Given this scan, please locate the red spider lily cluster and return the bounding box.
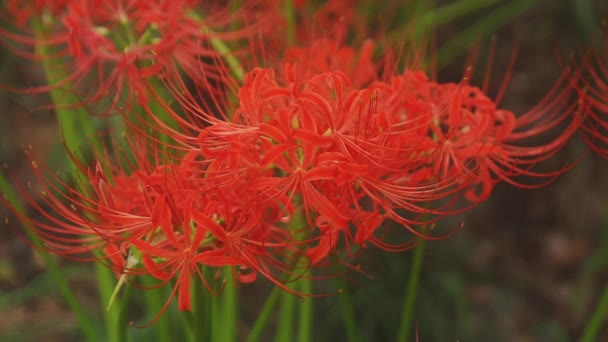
[1,0,264,106]
[0,0,367,107]
[2,0,588,322]
[573,26,608,158]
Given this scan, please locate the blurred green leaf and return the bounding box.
[437,0,541,68]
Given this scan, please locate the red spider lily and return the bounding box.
[289,0,358,44]
[4,27,584,328]
[0,0,256,107]
[123,31,582,261]
[3,0,70,26]
[127,189,312,325]
[180,65,460,259]
[188,200,310,289]
[7,152,187,262]
[125,195,229,319]
[384,67,583,203]
[4,135,310,322]
[230,0,358,51]
[572,27,608,157]
[284,38,378,86]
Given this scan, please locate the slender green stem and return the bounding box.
[32,21,100,163]
[211,285,220,341]
[202,268,213,341]
[210,267,238,342]
[116,279,132,342]
[275,288,297,342]
[276,208,310,342]
[246,287,281,342]
[396,240,425,342]
[142,276,171,342]
[335,274,359,342]
[4,18,102,341]
[208,35,244,81]
[580,285,608,342]
[187,270,204,342]
[222,267,239,342]
[0,175,99,342]
[297,275,312,342]
[32,17,116,342]
[413,0,500,37]
[95,261,127,342]
[186,11,244,80]
[183,310,195,342]
[284,0,296,46]
[436,0,540,68]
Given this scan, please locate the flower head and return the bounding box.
[1,0,256,107]
[571,26,608,157]
[4,12,584,324]
[127,36,582,261]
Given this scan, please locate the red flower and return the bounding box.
[122,178,304,324]
[132,31,586,266]
[284,38,377,87]
[8,152,179,261]
[5,133,305,322]
[388,68,582,203]
[182,64,452,260]
[3,0,69,26]
[573,27,608,157]
[1,0,255,106]
[5,23,583,322]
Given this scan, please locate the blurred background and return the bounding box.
[1,0,608,341]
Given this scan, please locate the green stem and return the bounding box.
[142,276,171,342]
[413,0,500,37]
[210,267,238,342]
[246,287,281,342]
[396,240,425,342]
[4,17,102,340]
[436,0,540,69]
[211,285,220,342]
[208,34,244,81]
[202,268,213,341]
[284,0,296,46]
[95,261,125,342]
[183,313,195,342]
[222,267,239,342]
[580,285,608,342]
[276,208,310,342]
[187,270,205,342]
[32,21,100,164]
[186,11,244,81]
[275,288,297,342]
[335,274,359,342]
[32,16,117,341]
[116,279,132,342]
[297,274,312,342]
